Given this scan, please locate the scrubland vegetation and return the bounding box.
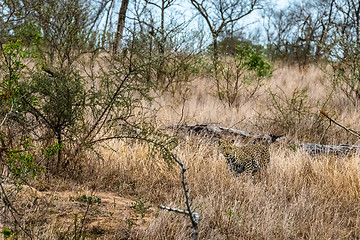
[2,0,360,239]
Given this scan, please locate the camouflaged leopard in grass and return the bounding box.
[218,139,271,176]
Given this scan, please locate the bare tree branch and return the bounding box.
[160,153,200,240]
[320,110,360,138]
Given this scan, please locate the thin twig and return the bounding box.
[0,101,13,127]
[77,202,91,240]
[0,183,33,239]
[159,205,191,215]
[320,110,360,138]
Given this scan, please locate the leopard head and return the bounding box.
[218,139,235,157]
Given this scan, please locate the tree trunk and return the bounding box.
[212,33,221,100]
[56,131,63,173]
[113,0,130,54]
[157,0,166,86]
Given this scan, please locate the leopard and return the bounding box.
[218,139,271,176]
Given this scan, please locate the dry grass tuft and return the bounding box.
[111,65,360,239]
[80,136,360,239]
[48,129,355,239]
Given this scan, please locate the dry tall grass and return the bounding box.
[84,65,360,239]
[91,138,360,239]
[4,65,360,239]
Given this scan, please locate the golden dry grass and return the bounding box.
[3,64,360,239]
[87,136,360,239]
[77,64,360,239]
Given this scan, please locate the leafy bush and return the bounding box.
[236,45,272,78]
[13,21,42,49]
[2,228,13,239]
[0,40,26,115]
[217,44,273,106]
[0,41,45,184]
[7,138,44,185]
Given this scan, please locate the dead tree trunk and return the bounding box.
[113,0,129,54]
[170,124,360,155]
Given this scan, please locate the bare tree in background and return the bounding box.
[129,0,197,90]
[263,0,360,105]
[262,0,336,66]
[289,0,336,66]
[189,0,260,99]
[145,0,176,84]
[262,6,294,60]
[326,0,360,106]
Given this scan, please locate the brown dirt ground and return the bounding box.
[1,184,157,239]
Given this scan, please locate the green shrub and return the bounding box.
[217,44,273,106]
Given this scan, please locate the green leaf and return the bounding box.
[2,227,12,238]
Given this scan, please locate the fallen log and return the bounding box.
[170,124,360,155]
[299,142,360,155]
[169,124,281,143]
